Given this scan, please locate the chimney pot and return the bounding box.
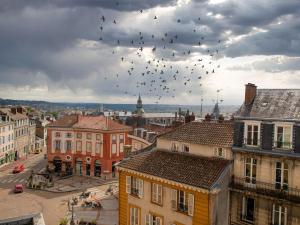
[245,83,257,106]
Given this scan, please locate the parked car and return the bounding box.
[13,164,24,173]
[14,184,23,193]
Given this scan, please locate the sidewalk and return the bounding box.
[45,176,118,193]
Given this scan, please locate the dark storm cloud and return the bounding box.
[0,0,299,102]
[0,0,176,12]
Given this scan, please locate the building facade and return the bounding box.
[0,107,30,159]
[47,115,132,178]
[29,119,36,154]
[230,83,300,225]
[0,116,14,167]
[118,120,234,225]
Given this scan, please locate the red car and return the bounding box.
[13,164,24,173]
[14,184,23,193]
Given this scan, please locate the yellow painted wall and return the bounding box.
[119,169,210,225]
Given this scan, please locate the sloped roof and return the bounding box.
[159,121,233,147]
[118,149,230,189]
[48,115,132,131]
[0,108,28,120]
[235,89,300,120]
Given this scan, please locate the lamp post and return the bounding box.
[70,204,75,225]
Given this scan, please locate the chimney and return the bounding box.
[205,113,211,122]
[10,108,17,114]
[245,83,257,106]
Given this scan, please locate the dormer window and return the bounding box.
[171,142,178,151]
[182,144,189,153]
[275,125,292,150]
[245,123,260,147]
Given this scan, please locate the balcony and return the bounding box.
[230,176,300,204]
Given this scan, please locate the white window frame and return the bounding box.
[171,142,178,151]
[130,207,140,225]
[272,204,287,225]
[151,183,163,205]
[274,124,293,150]
[182,144,189,153]
[245,158,257,184]
[145,214,162,225]
[214,147,226,158]
[242,196,255,222]
[244,121,260,147]
[275,162,288,191]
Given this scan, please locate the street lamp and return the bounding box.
[70,204,75,225]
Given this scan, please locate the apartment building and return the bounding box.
[29,119,36,153]
[230,83,300,225]
[47,115,132,178]
[0,107,30,159]
[118,120,233,225]
[0,115,14,167]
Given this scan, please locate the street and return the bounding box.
[0,153,119,225]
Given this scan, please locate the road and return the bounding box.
[0,153,119,225]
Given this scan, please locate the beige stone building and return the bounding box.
[0,107,30,159]
[0,115,14,167]
[118,120,234,225]
[230,83,300,225]
[29,119,36,153]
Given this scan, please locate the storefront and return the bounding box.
[94,160,101,177]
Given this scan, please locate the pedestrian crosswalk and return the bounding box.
[0,177,26,184]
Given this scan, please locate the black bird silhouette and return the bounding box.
[113,20,116,24]
[154,16,157,19]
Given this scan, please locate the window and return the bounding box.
[214,147,225,158]
[120,134,124,142]
[86,133,92,140]
[245,158,257,184]
[120,143,124,153]
[242,196,255,222]
[95,142,101,154]
[55,140,61,150]
[246,124,259,146]
[77,133,82,139]
[182,144,189,153]
[129,207,140,225]
[151,183,163,205]
[66,140,72,150]
[96,134,101,140]
[171,142,178,151]
[112,143,117,154]
[55,132,61,138]
[76,141,82,151]
[272,204,287,225]
[171,189,194,216]
[275,126,292,149]
[86,142,92,152]
[112,134,116,142]
[275,162,288,191]
[145,214,162,225]
[126,176,144,198]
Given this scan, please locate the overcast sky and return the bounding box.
[0,0,299,105]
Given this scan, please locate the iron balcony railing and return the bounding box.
[231,176,300,204]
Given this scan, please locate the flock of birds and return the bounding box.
[98,3,224,104]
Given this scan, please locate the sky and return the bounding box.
[0,0,299,105]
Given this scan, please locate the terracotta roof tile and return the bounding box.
[48,115,132,131]
[118,149,230,189]
[159,121,233,147]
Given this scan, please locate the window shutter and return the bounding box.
[152,184,157,202]
[158,185,162,204]
[145,214,151,225]
[261,123,274,150]
[126,176,131,194]
[214,148,218,156]
[233,122,244,147]
[188,193,194,216]
[138,179,144,198]
[294,125,300,153]
[171,189,177,210]
[156,217,162,225]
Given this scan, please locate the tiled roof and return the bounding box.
[118,149,230,189]
[48,115,132,131]
[159,121,233,147]
[0,108,28,120]
[235,89,300,120]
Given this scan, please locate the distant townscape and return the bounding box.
[1,83,300,225]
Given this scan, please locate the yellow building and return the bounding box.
[118,120,233,225]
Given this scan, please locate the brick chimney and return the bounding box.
[10,107,17,114]
[245,83,257,106]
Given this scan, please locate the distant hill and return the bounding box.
[0,98,239,115]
